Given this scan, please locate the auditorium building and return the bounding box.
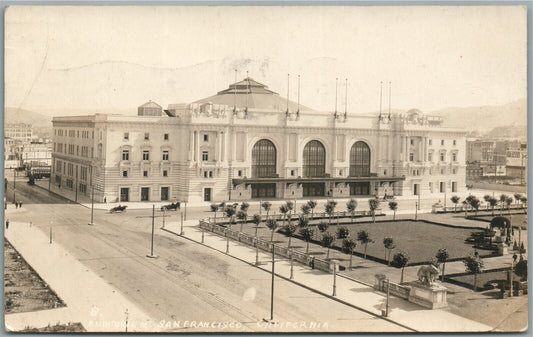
[51,78,467,203]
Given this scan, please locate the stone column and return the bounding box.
[195,131,200,162]
[221,131,226,162]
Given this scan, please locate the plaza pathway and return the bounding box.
[163,219,494,332]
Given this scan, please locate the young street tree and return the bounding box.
[317,221,329,241]
[388,201,398,221]
[261,201,272,220]
[336,226,350,240]
[483,195,492,210]
[321,232,335,260]
[392,251,410,284]
[436,248,450,282]
[451,196,460,213]
[499,194,509,215]
[469,196,481,216]
[299,227,314,254]
[307,200,317,219]
[224,205,236,225]
[252,214,261,238]
[279,204,289,227]
[464,253,484,291]
[342,238,357,270]
[285,222,297,248]
[488,197,498,216]
[297,215,309,228]
[286,201,294,221]
[300,204,311,220]
[325,200,338,225]
[383,237,395,265]
[514,193,523,208]
[505,196,513,214]
[357,230,373,259]
[266,219,278,242]
[346,198,358,221]
[368,198,381,223]
[236,210,247,232]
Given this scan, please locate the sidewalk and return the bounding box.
[4,220,157,332]
[162,220,493,332]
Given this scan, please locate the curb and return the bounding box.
[161,226,417,332]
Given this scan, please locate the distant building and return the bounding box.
[21,141,53,167]
[51,78,467,203]
[506,141,527,184]
[5,123,32,142]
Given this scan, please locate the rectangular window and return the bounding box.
[409,153,414,162]
[124,132,129,140]
[440,153,445,161]
[291,169,295,176]
[163,170,168,177]
[238,170,242,177]
[144,133,149,140]
[203,134,209,142]
[452,153,457,162]
[410,139,414,146]
[429,139,432,145]
[164,133,169,141]
[204,171,208,178]
[209,171,213,178]
[202,151,209,161]
[123,170,128,177]
[122,150,129,161]
[143,151,150,161]
[428,153,433,162]
[143,170,148,177]
[453,140,457,146]
[162,150,169,161]
[441,140,445,146]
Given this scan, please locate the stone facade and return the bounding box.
[51,78,467,203]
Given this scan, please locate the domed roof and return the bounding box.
[194,77,314,112]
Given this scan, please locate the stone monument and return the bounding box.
[407,265,448,309]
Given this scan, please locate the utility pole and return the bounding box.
[180,212,184,235]
[146,205,156,258]
[89,183,95,226]
[332,261,338,296]
[13,168,16,203]
[49,221,53,244]
[415,202,418,220]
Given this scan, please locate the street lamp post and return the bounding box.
[332,261,338,296]
[290,252,294,280]
[270,243,275,321]
[13,168,16,203]
[162,208,166,229]
[415,202,418,220]
[180,213,184,235]
[201,226,205,243]
[49,221,53,244]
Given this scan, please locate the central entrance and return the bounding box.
[251,183,276,198]
[302,183,325,197]
[349,182,370,195]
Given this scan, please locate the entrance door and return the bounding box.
[161,187,169,201]
[120,188,129,202]
[251,184,276,198]
[350,182,370,195]
[302,183,325,197]
[204,188,212,202]
[413,184,420,196]
[141,187,149,201]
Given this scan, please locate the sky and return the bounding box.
[5,5,528,115]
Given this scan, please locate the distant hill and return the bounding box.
[4,107,53,139]
[430,98,527,135]
[4,107,52,127]
[485,125,527,140]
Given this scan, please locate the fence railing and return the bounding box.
[199,220,335,274]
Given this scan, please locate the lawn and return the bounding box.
[448,270,523,292]
[313,220,485,264]
[469,213,527,229]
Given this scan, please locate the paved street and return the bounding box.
[4,181,409,332]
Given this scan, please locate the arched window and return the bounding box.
[303,140,326,177]
[252,139,276,178]
[350,141,371,176]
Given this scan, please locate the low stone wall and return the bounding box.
[199,220,334,273]
[374,274,410,300]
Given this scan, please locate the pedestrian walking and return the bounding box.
[310,257,315,269]
[19,201,22,208]
[15,202,18,209]
[5,219,9,229]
